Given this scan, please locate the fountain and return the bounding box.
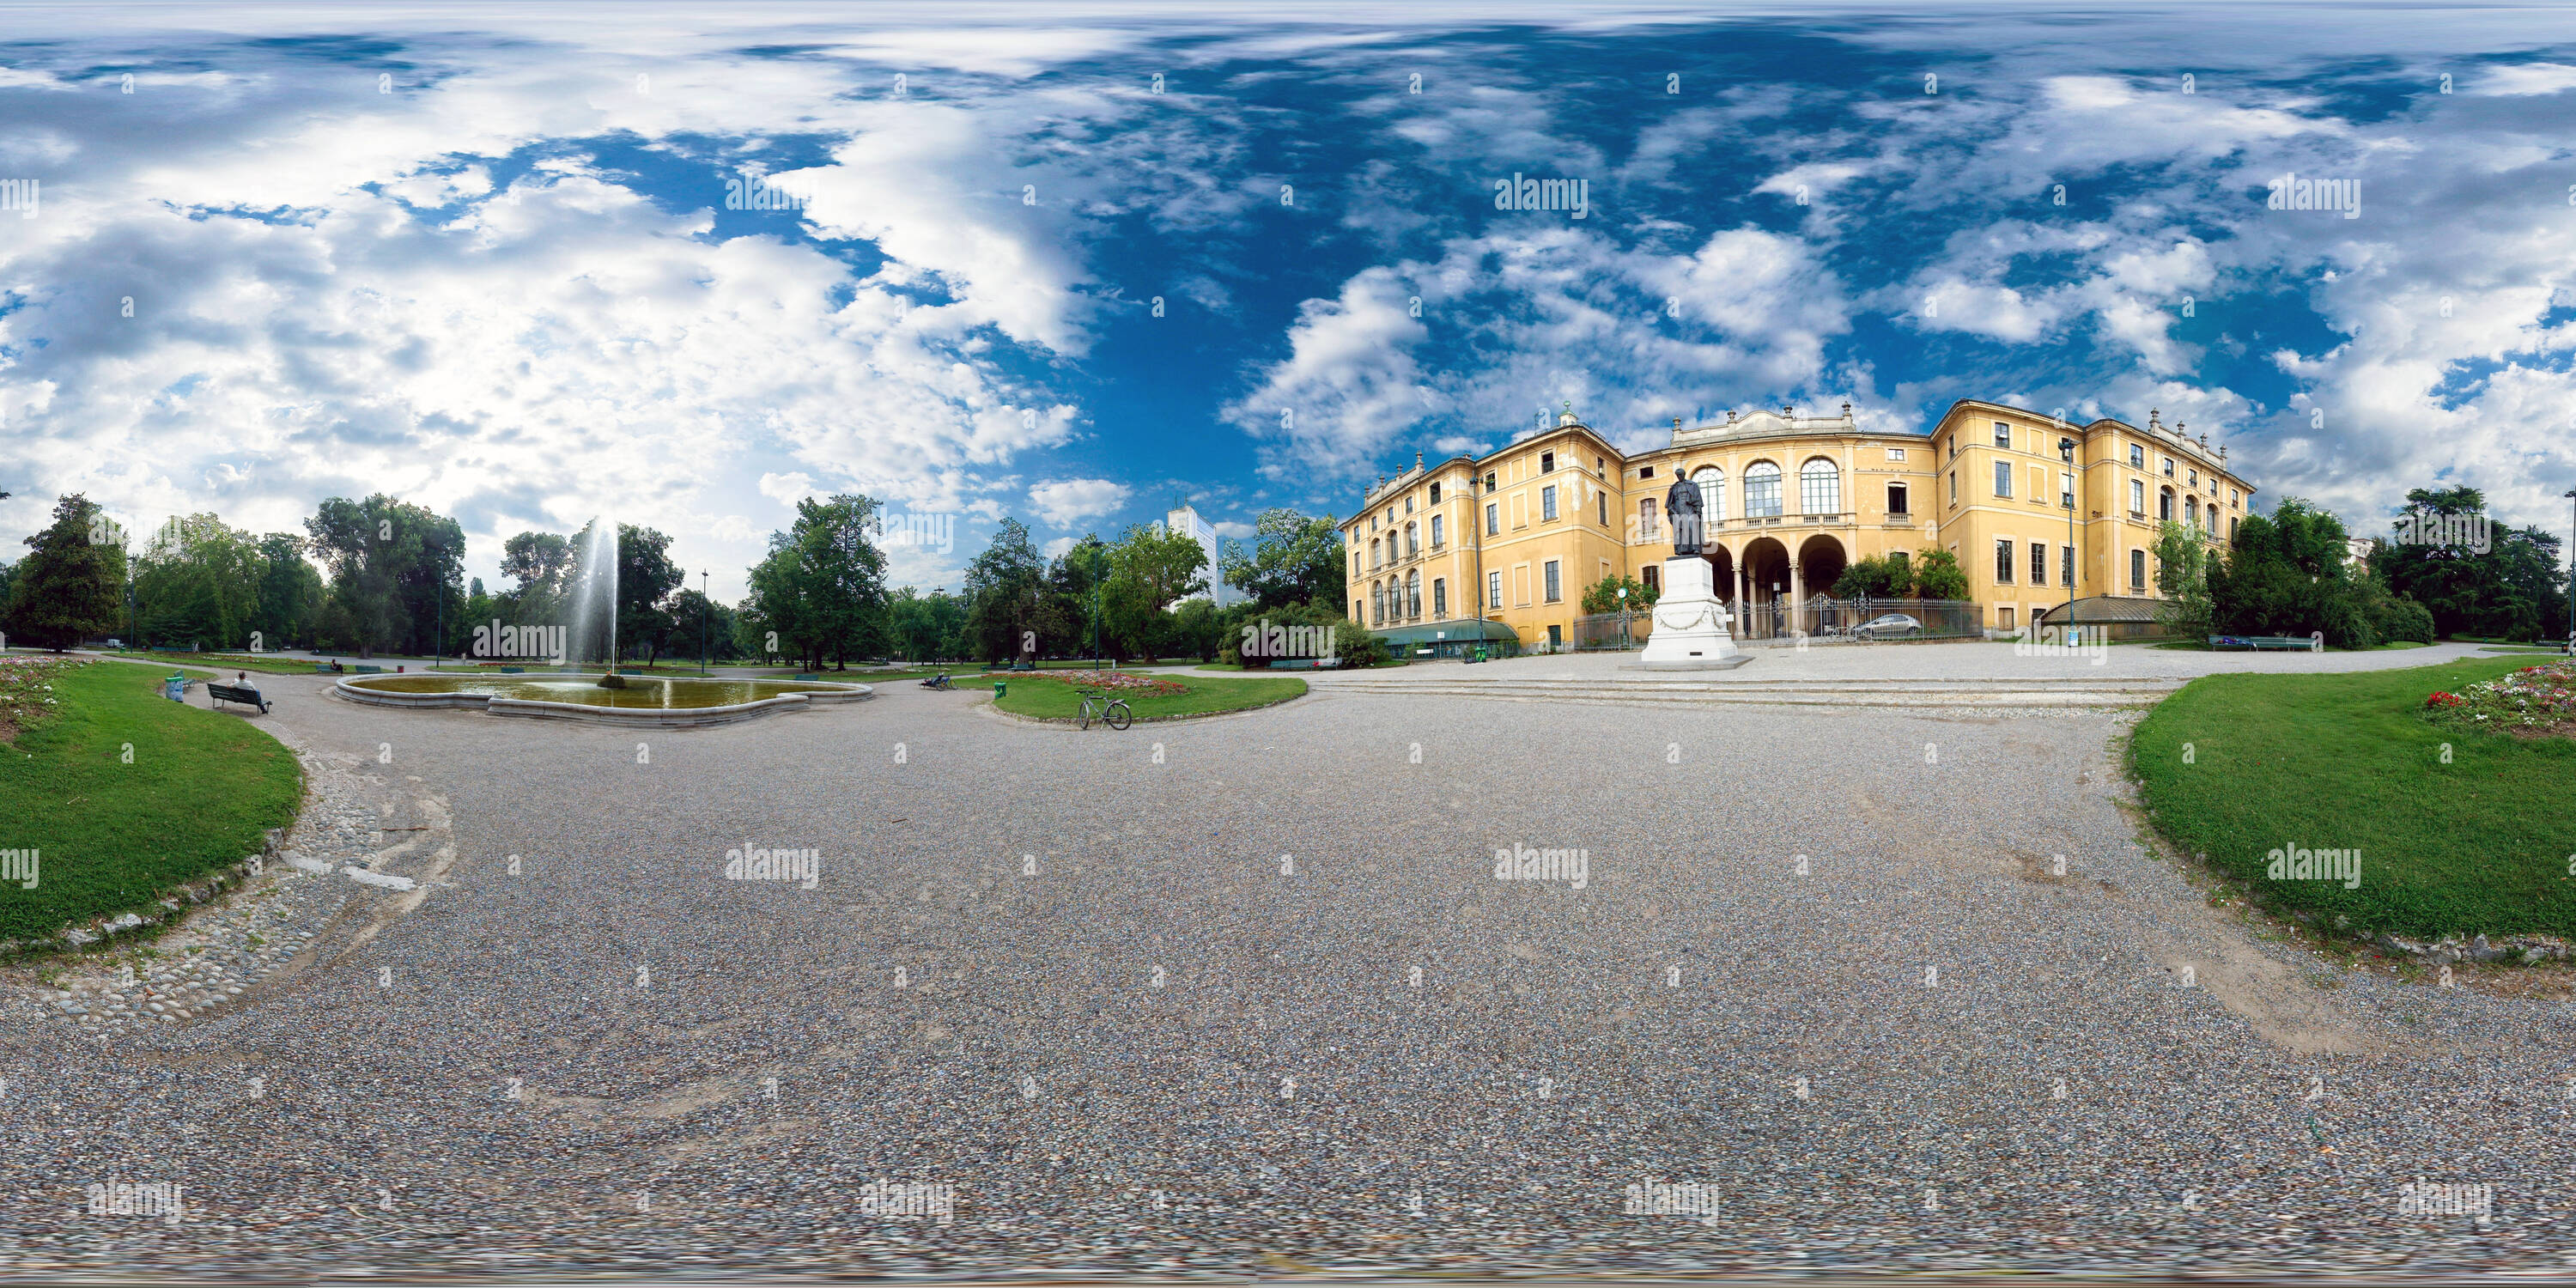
[566,519,621,683]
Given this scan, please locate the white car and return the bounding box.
[1852,613,1923,641]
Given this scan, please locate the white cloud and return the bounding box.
[1028,477,1131,526]
[1041,535,1079,559]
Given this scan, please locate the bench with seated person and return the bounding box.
[207,680,270,721]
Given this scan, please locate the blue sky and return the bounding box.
[4,3,2575,598]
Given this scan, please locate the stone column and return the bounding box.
[1789,560,1803,635]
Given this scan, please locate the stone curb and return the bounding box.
[0,827,289,961]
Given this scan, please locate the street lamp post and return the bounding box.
[2564,489,2576,653]
[700,570,710,675]
[2059,435,2079,644]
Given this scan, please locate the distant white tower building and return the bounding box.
[1163,503,1230,608]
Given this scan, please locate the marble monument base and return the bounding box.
[1629,555,1753,670]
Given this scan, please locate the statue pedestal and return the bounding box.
[1633,556,1752,670]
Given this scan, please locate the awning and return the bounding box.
[1371,618,1520,647]
[2035,595,2162,626]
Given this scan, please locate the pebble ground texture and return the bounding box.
[1,642,2567,1278]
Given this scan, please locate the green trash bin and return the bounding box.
[993,680,1006,697]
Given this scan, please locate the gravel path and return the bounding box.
[0,665,2565,1277]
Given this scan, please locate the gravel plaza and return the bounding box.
[1,642,2565,1277]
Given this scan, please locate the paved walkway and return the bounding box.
[0,659,2563,1276]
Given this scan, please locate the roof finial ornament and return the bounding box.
[1842,400,1853,420]
[2149,408,2161,430]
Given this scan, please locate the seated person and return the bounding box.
[234,671,262,693]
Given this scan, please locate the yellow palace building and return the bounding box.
[1340,399,2253,653]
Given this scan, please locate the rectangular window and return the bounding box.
[1598,492,1607,526]
[2130,548,2147,590]
[1488,569,1503,609]
[1353,598,1363,622]
[1887,483,1909,514]
[2000,606,2014,630]
[2129,444,2143,467]
[1642,564,1658,591]
[1639,465,1656,479]
[2230,488,2239,507]
[1886,447,1907,461]
[2161,456,2175,477]
[1432,578,1447,617]
[2030,541,2047,586]
[1638,497,1659,539]
[1485,471,1497,492]
[1541,485,1558,520]
[2187,469,2197,487]
[2061,472,2075,508]
[1485,502,1499,536]
[1994,460,2013,498]
[2130,479,2145,515]
[1430,482,1442,502]
[2061,544,2075,587]
[1947,437,1958,461]
[1543,560,1561,602]
[2229,516,2239,540]
[1540,451,1555,473]
[1405,495,1413,513]
[1993,422,2012,449]
[1430,514,1443,547]
[1948,471,1958,505]
[1996,539,2014,584]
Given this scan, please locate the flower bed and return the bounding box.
[2421,659,2576,734]
[1046,669,1186,696]
[0,655,87,744]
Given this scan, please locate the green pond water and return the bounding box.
[352,673,856,709]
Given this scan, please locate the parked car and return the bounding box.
[1852,613,1923,641]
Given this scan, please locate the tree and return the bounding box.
[2204,500,2377,647]
[1171,597,1226,662]
[1911,548,1970,600]
[252,532,324,651]
[665,586,737,665]
[5,495,125,650]
[2371,486,2567,641]
[132,513,264,651]
[2151,519,2216,642]
[1579,574,1659,614]
[1830,555,1916,599]
[1219,507,1345,611]
[1101,523,1208,661]
[500,531,574,625]
[738,495,890,671]
[963,519,1047,662]
[614,525,685,666]
[303,495,464,658]
[889,587,966,662]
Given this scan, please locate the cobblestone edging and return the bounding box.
[2367,929,2572,966]
[0,828,289,961]
[334,676,871,726]
[983,687,1309,726]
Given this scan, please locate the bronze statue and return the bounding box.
[1664,474,1703,556]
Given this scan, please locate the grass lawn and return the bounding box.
[0,658,303,945]
[127,650,327,676]
[2129,656,2576,939]
[989,671,1306,721]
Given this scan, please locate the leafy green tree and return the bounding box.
[303,495,464,658]
[252,532,324,651]
[2205,499,2375,647]
[738,495,890,671]
[1579,574,1658,614]
[962,519,1046,662]
[5,495,126,650]
[1101,522,1209,662]
[615,524,686,666]
[133,513,264,650]
[1041,537,1111,661]
[665,586,736,665]
[2151,519,2217,642]
[1830,555,1916,599]
[1911,548,1970,600]
[1170,596,1226,662]
[500,531,575,626]
[1218,507,1345,611]
[889,586,967,662]
[2370,485,2567,640]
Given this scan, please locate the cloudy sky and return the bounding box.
[4,2,2575,598]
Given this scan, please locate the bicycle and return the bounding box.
[920,672,954,690]
[1076,689,1132,731]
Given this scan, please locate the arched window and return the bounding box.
[1371,581,1384,624]
[2159,487,2174,521]
[1692,466,1724,525]
[1744,461,1783,518]
[1370,538,1382,568]
[1405,521,1418,556]
[1406,569,1422,617]
[1800,458,1840,515]
[2184,495,2199,529]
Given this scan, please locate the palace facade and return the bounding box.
[1341,399,2253,652]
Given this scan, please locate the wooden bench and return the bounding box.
[208,683,271,714]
